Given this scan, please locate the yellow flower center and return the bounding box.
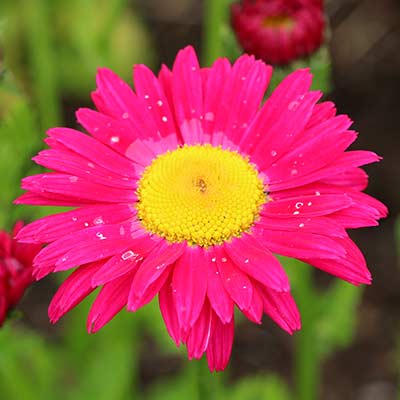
[136,145,266,247]
[262,15,295,30]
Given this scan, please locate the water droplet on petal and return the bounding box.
[110,136,120,143]
[315,191,321,196]
[88,162,95,168]
[221,257,227,263]
[211,257,216,262]
[295,202,304,209]
[96,232,107,240]
[119,226,125,235]
[144,94,150,99]
[205,112,214,122]
[307,202,312,206]
[93,216,104,225]
[157,100,163,107]
[161,116,168,122]
[288,101,300,111]
[291,169,298,176]
[244,258,249,264]
[299,223,305,228]
[121,250,135,260]
[293,211,300,215]
[242,285,247,289]
[270,150,277,157]
[122,112,129,119]
[93,127,99,132]
[69,176,78,183]
[71,217,78,222]
[84,222,89,227]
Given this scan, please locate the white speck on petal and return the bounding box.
[122,112,129,119]
[110,136,120,143]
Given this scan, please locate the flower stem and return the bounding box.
[202,0,230,66]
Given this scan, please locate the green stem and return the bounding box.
[24,0,61,129]
[294,266,321,400]
[202,0,230,66]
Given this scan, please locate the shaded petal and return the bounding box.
[205,249,234,324]
[48,261,102,323]
[129,241,186,306]
[172,246,208,331]
[87,273,133,333]
[187,301,212,360]
[214,246,253,311]
[224,234,290,292]
[206,312,234,372]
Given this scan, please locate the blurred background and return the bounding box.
[0,0,399,399]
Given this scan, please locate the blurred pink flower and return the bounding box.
[16,46,386,371]
[0,221,40,326]
[231,0,325,65]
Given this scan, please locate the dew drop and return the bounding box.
[299,223,305,228]
[93,216,104,225]
[84,222,89,227]
[96,232,107,240]
[293,211,300,215]
[288,101,300,111]
[241,76,246,81]
[69,176,78,183]
[88,162,95,168]
[242,285,247,289]
[157,100,163,107]
[221,257,227,263]
[155,263,166,270]
[121,250,135,260]
[291,169,298,176]
[315,191,321,196]
[106,122,112,128]
[295,202,304,209]
[71,217,78,222]
[211,257,216,262]
[144,94,150,99]
[148,105,152,110]
[119,226,125,235]
[244,258,249,264]
[93,127,99,132]
[205,112,215,122]
[110,136,120,143]
[270,150,277,157]
[307,202,312,206]
[161,116,168,122]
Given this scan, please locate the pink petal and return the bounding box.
[257,215,347,238]
[87,273,134,333]
[129,241,186,307]
[159,276,181,345]
[206,312,235,372]
[224,234,290,292]
[47,128,138,178]
[321,168,368,191]
[214,246,253,311]
[16,204,135,244]
[205,249,234,324]
[305,101,336,129]
[260,288,301,334]
[22,173,136,204]
[172,246,208,331]
[256,228,346,260]
[263,194,353,218]
[14,192,93,207]
[187,301,212,360]
[241,282,264,324]
[172,46,203,144]
[48,261,102,323]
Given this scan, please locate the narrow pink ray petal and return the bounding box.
[305,101,336,129]
[205,249,234,324]
[263,194,353,218]
[92,233,160,286]
[241,282,264,324]
[208,54,271,146]
[206,312,235,372]
[33,149,137,189]
[16,204,135,244]
[76,108,154,166]
[14,192,93,207]
[33,222,143,276]
[48,261,103,323]
[172,46,203,144]
[187,301,212,360]
[214,246,253,311]
[133,64,179,149]
[87,272,134,333]
[225,234,290,292]
[129,241,186,306]
[256,228,346,260]
[159,275,181,345]
[260,288,301,334]
[266,119,356,184]
[202,58,231,143]
[321,168,368,191]
[172,246,208,331]
[47,128,138,178]
[268,150,381,191]
[257,215,347,238]
[22,173,136,204]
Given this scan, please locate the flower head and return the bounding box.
[0,221,40,326]
[231,0,325,65]
[16,46,386,371]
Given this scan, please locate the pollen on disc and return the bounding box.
[136,144,266,247]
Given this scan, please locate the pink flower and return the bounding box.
[0,221,41,326]
[16,46,386,371]
[231,0,325,65]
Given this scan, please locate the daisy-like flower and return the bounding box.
[231,0,325,65]
[16,46,386,371]
[0,221,40,326]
